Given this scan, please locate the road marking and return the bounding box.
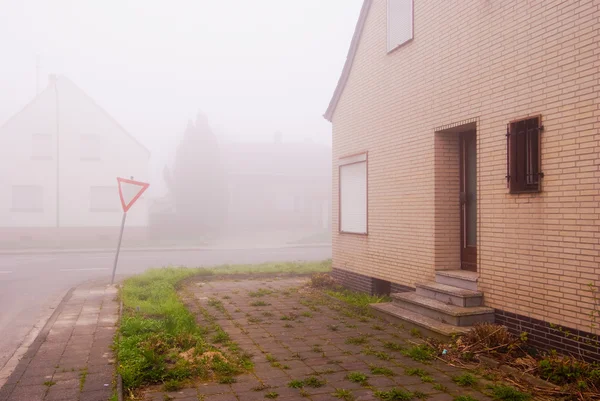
[59,268,109,272]
[0,271,12,274]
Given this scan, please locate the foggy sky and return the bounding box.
[0,0,362,162]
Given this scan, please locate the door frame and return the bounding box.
[459,130,477,272]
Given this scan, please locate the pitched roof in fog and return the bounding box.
[0,75,151,156]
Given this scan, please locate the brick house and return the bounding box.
[325,0,600,359]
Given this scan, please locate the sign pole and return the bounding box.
[111,212,127,285]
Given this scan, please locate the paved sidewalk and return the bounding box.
[0,281,119,401]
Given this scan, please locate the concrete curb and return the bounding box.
[0,243,332,256]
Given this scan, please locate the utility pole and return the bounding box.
[54,76,60,228]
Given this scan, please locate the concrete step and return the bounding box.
[416,282,483,307]
[391,292,494,327]
[370,302,471,340]
[435,270,479,291]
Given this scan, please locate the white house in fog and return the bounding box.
[0,75,150,244]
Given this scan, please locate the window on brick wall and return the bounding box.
[387,0,413,52]
[339,153,367,234]
[507,116,543,193]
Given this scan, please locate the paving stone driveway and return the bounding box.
[145,276,493,401]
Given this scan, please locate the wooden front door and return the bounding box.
[460,131,477,272]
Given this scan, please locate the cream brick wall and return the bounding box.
[331,0,600,333]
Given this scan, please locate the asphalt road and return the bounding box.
[0,246,331,372]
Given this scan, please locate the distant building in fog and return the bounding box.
[223,140,331,233]
[0,75,150,246]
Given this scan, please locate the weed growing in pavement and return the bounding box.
[374,388,414,400]
[303,376,326,388]
[249,288,274,298]
[218,376,236,384]
[280,314,297,321]
[372,324,384,331]
[410,328,422,338]
[333,388,355,400]
[383,341,404,351]
[250,300,270,307]
[433,383,448,392]
[301,311,313,318]
[163,379,183,391]
[43,380,56,387]
[346,371,369,385]
[363,347,391,361]
[262,311,274,317]
[452,373,477,387]
[413,391,428,399]
[252,383,272,391]
[454,396,477,401]
[288,379,304,388]
[222,295,231,300]
[265,391,279,398]
[345,335,369,345]
[327,324,340,331]
[405,368,433,383]
[265,354,278,363]
[207,298,225,312]
[402,344,435,362]
[488,385,531,401]
[78,367,88,391]
[283,323,294,328]
[300,388,310,397]
[370,365,395,376]
[312,344,323,353]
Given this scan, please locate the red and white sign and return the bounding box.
[117,177,149,212]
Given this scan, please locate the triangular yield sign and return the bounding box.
[117,177,150,212]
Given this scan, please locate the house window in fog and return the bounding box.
[12,186,43,212]
[388,0,413,52]
[31,134,53,160]
[90,186,119,212]
[81,135,101,161]
[339,153,367,234]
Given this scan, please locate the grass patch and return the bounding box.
[265,391,279,399]
[346,371,369,385]
[433,383,448,392]
[333,388,355,400]
[401,344,435,362]
[218,376,236,384]
[370,365,395,376]
[374,388,414,400]
[250,300,270,307]
[452,373,477,387]
[489,385,531,401]
[304,376,326,388]
[301,311,313,318]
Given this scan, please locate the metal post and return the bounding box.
[111,212,127,285]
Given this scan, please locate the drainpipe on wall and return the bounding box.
[51,74,60,228]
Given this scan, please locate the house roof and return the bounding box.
[323,0,372,122]
[0,75,151,156]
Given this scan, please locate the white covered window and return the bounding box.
[12,186,43,212]
[388,0,414,52]
[339,153,367,234]
[31,134,53,160]
[81,135,101,161]
[90,186,119,212]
